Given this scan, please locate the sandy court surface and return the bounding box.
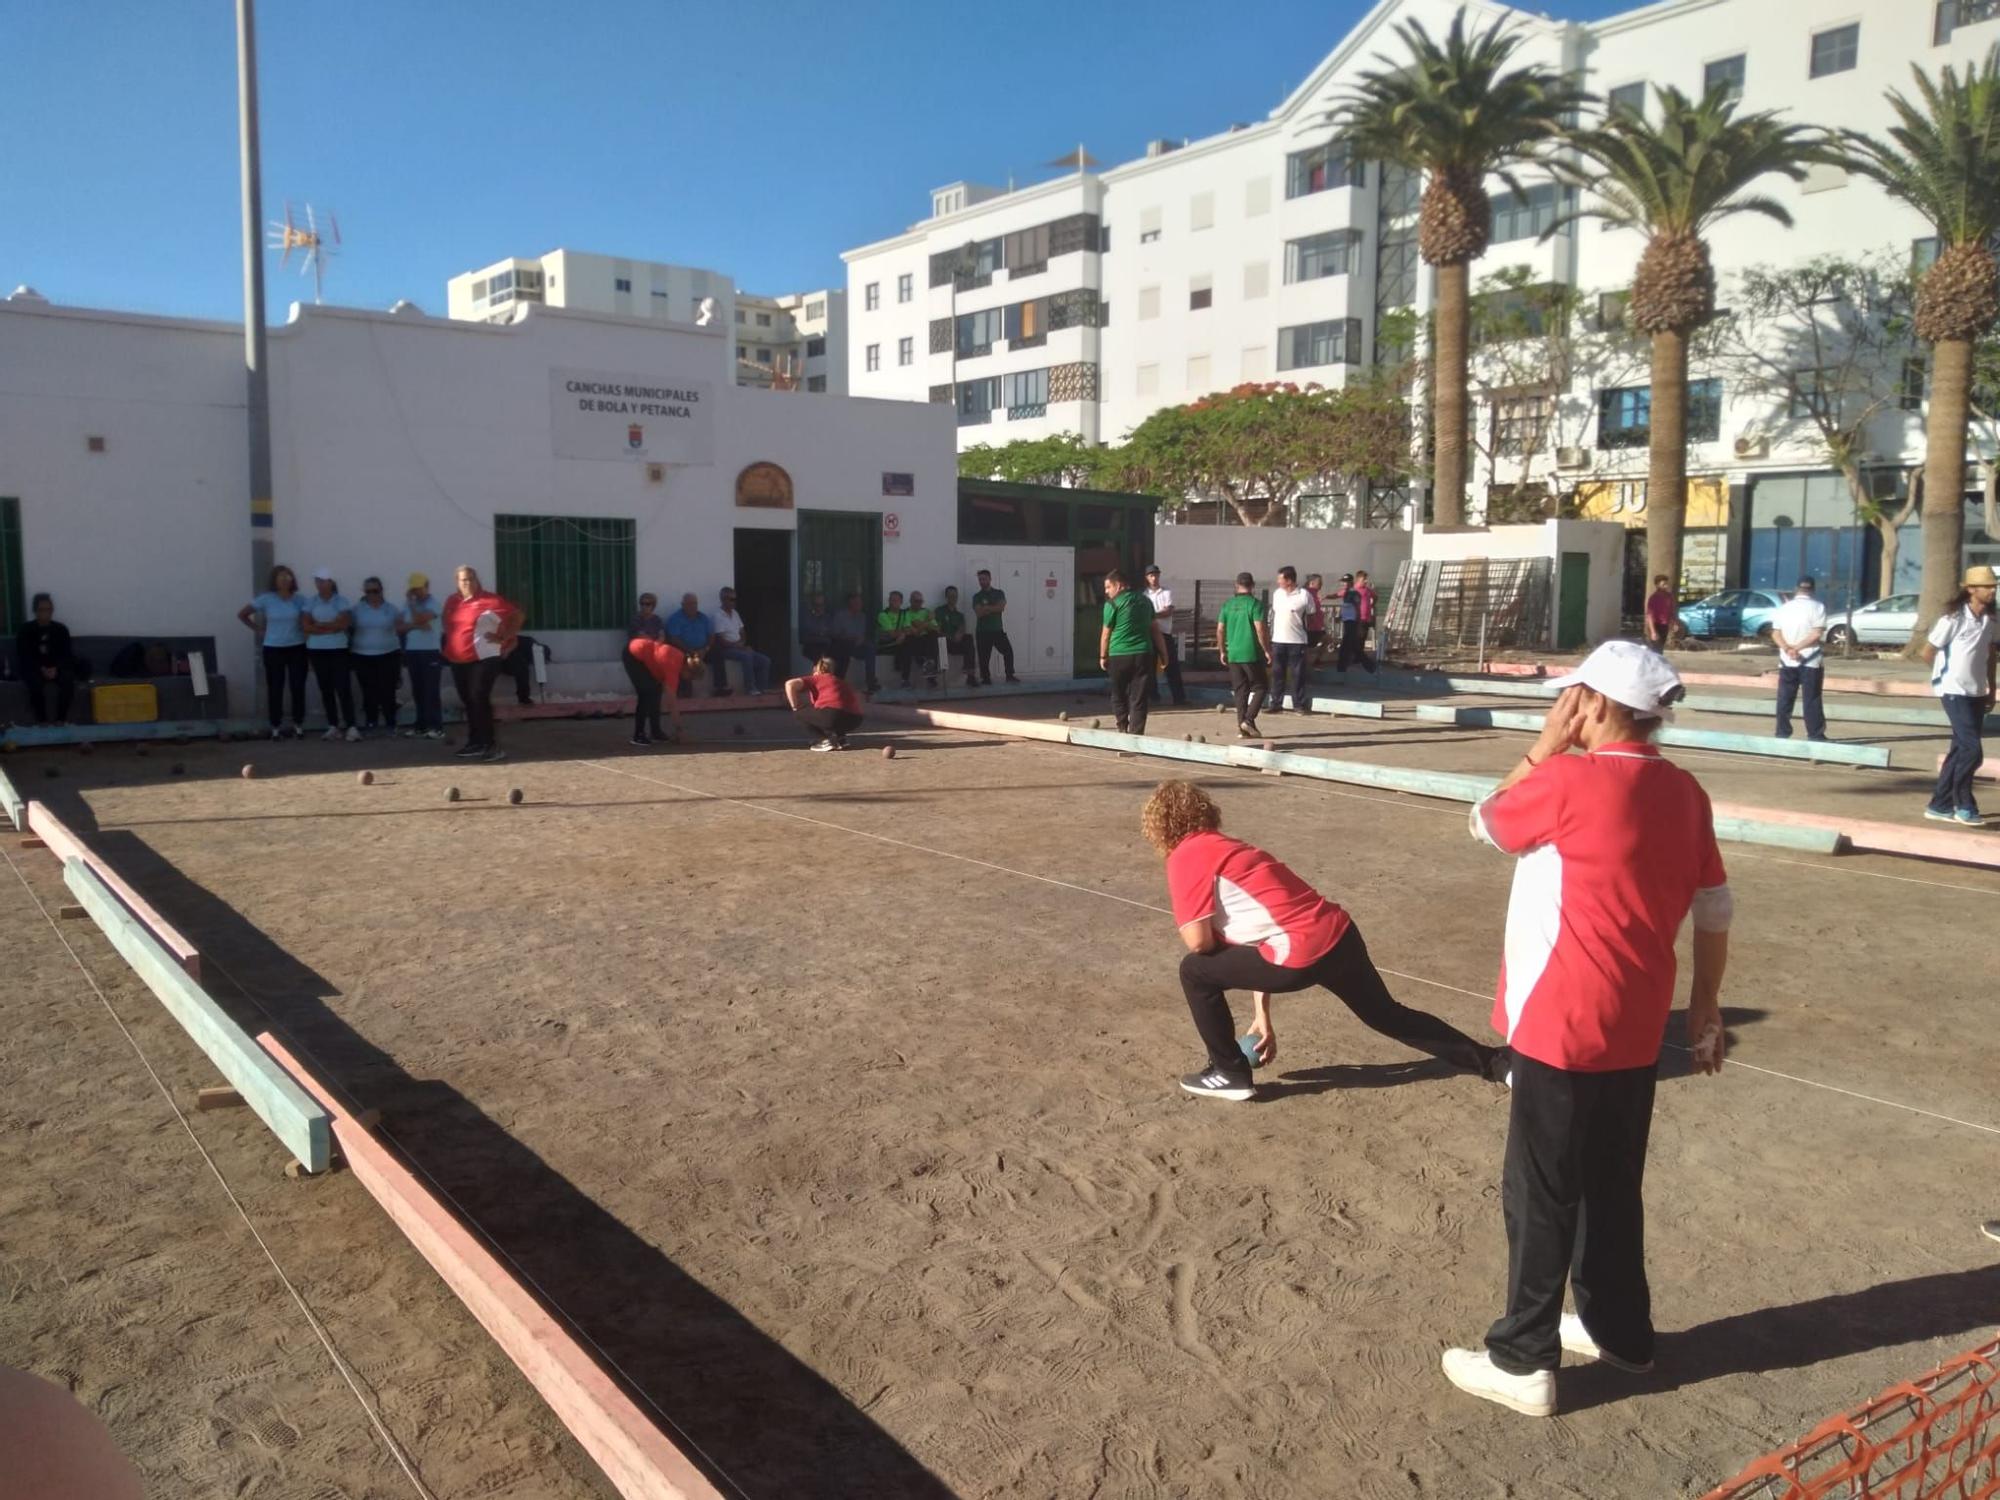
[3,711,1997,1499]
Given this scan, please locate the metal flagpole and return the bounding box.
[238,0,274,592]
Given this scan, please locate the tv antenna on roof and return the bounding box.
[268,201,341,303]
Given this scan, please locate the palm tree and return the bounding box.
[1842,50,2000,649]
[1332,8,1581,527]
[1550,86,1828,593]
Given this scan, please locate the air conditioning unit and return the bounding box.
[1555,446,1591,470]
[1734,433,1770,459]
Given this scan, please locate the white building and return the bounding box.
[843,0,2000,606]
[449,251,848,395]
[0,292,953,714]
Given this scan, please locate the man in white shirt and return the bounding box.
[1265,566,1315,714]
[1923,564,1999,826]
[708,586,770,697]
[1771,576,1829,742]
[1142,565,1187,707]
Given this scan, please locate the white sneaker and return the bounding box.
[270,726,284,740]
[1983,1219,2000,1245]
[1441,1348,1555,1417]
[345,725,362,743]
[322,726,340,742]
[809,740,835,752]
[1559,1313,1654,1372]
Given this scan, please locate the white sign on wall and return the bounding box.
[550,368,714,466]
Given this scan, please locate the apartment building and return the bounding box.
[843,0,2000,602]
[448,252,846,393]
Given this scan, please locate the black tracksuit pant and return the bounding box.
[623,648,665,738]
[1228,660,1267,730]
[309,648,355,728]
[796,706,863,745]
[1485,1051,1658,1375]
[1178,925,1490,1077]
[451,657,505,749]
[977,631,1015,683]
[1107,652,1152,735]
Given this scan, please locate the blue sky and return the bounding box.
[0,0,1635,322]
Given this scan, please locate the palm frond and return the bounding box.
[1840,46,2000,246]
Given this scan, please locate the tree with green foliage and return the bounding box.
[1108,380,1413,528]
[1331,7,1583,527]
[957,431,1108,488]
[1550,83,1830,592]
[1843,49,2000,647]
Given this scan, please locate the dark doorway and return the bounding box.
[732,528,792,671]
[797,510,882,661]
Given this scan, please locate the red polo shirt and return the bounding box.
[627,639,686,687]
[1473,744,1727,1071]
[442,590,517,664]
[1166,831,1349,968]
[803,672,861,713]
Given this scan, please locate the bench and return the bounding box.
[1,633,227,724]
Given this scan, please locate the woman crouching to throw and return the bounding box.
[785,657,864,752]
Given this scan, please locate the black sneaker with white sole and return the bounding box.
[1179,1066,1255,1102]
[630,733,652,747]
[454,743,486,759]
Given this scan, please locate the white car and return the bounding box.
[1825,593,1919,650]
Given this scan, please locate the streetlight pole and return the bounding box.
[237,0,273,591]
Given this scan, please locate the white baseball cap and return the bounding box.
[1548,640,1685,718]
[312,567,335,581]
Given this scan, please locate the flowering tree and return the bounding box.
[1108,379,1414,527]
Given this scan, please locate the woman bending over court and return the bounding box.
[1141,779,1506,1102]
[785,657,864,751]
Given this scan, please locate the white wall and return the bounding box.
[1411,520,1625,647]
[953,545,1074,678]
[1151,525,1411,600]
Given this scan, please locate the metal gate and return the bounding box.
[1380,557,1552,662]
[797,510,882,620]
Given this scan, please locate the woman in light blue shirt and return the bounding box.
[301,568,358,742]
[398,572,445,738]
[237,563,309,738]
[349,576,404,734]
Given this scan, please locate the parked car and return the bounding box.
[1677,588,1788,640]
[1825,592,1919,650]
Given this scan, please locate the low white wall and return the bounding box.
[1411,520,1626,649]
[1151,525,1411,596]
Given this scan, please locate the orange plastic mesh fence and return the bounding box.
[1704,1339,2000,1500]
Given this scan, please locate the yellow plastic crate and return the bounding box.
[91,683,159,724]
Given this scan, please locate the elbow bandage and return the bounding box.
[1691,884,1734,933]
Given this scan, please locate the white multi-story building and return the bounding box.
[844,0,2000,604]
[448,252,847,394]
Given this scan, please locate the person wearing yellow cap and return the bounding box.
[397,571,446,739]
[1922,564,1999,827]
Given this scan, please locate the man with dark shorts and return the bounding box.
[1215,573,1270,738]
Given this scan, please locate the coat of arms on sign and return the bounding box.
[629,424,644,450]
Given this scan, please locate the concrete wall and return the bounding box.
[1411,519,1625,647]
[1151,525,1411,597]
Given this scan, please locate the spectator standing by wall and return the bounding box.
[1336,572,1377,678]
[1643,575,1677,653]
[972,569,1019,686]
[301,569,358,742]
[16,593,77,726]
[1215,573,1271,739]
[664,594,713,698]
[1265,567,1314,713]
[1923,565,1999,828]
[442,565,523,762]
[1771,576,1828,742]
[830,591,880,694]
[1144,565,1188,706]
[1304,572,1328,668]
[1100,570,1165,736]
[1354,571,1378,667]
[349,576,403,734]
[398,572,445,739]
[239,565,308,738]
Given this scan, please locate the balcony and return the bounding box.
[1006,403,1048,421]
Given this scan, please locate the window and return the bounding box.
[1139,206,1162,243]
[470,278,488,300]
[1902,356,1929,412]
[1938,0,2000,44]
[1187,354,1211,389]
[806,336,826,357]
[1597,290,1630,332]
[1005,298,1046,346]
[1286,141,1362,197]
[1277,318,1362,370]
[1608,82,1647,117]
[893,336,911,367]
[755,348,773,365]
[1474,283,1568,344]
[1599,385,1651,447]
[1243,262,1270,299]
[1138,285,1161,321]
[865,282,880,310]
[1791,368,1836,421]
[1913,236,1942,275]
[494,514,636,631]
[1286,230,1356,283]
[1811,23,1858,77]
[1003,224,1050,274]
[1190,191,1215,231]
[651,289,670,301]
[1245,177,1271,217]
[1490,183,1572,245]
[735,309,746,324]
[957,376,1001,424]
[755,312,772,327]
[954,306,1003,356]
[614,277,632,293]
[1704,54,1745,101]
[806,298,826,320]
[1136,364,1160,396]
[490,271,515,294]
[1241,345,1270,380]
[865,343,881,372]
[0,498,23,634]
[807,375,827,393]
[1002,367,1049,416]
[897,274,912,303]
[1494,392,1552,457]
[1689,378,1722,440]
[1189,276,1213,311]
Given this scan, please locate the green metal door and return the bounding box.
[797,510,882,624]
[1558,552,1591,649]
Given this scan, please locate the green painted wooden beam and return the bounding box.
[1419,704,1892,768]
[1068,725,1240,765]
[64,859,329,1172]
[1709,814,1845,854]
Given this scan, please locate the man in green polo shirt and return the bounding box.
[903,591,940,689]
[1100,569,1166,735]
[936,585,977,687]
[877,591,909,687]
[971,569,1020,687]
[1215,572,1273,738]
